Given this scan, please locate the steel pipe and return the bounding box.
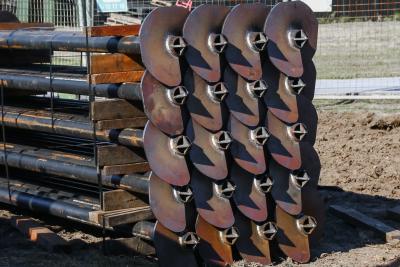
[132,221,155,240]
[0,175,100,209]
[0,73,142,100]
[0,30,141,54]
[1,107,143,147]
[0,145,149,194]
[0,186,93,222]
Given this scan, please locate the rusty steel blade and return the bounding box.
[228,115,267,175]
[184,69,228,132]
[183,4,230,82]
[222,3,270,80]
[263,59,316,123]
[275,187,324,263]
[224,66,266,127]
[143,121,191,186]
[154,221,200,267]
[187,119,231,180]
[149,172,196,233]
[230,164,269,222]
[140,6,189,87]
[235,210,277,265]
[270,147,320,215]
[266,111,317,170]
[276,206,312,263]
[264,1,318,77]
[191,169,235,229]
[141,71,188,136]
[195,215,237,266]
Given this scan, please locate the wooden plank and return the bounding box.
[90,53,144,74]
[90,71,144,85]
[96,117,147,130]
[91,99,145,121]
[102,189,147,211]
[104,237,155,256]
[387,206,400,221]
[0,23,53,30]
[330,205,400,243]
[97,144,145,166]
[102,207,153,227]
[11,216,70,252]
[101,163,150,176]
[87,25,140,37]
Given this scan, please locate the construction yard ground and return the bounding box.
[0,99,399,267]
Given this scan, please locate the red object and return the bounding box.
[175,0,192,10]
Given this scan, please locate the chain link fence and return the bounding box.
[1,0,399,98]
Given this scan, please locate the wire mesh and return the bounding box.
[91,0,400,98]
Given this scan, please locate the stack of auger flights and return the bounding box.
[138,2,324,266]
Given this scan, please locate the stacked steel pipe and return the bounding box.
[0,2,324,266]
[0,12,153,228]
[139,2,324,266]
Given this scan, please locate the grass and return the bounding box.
[313,99,400,113]
[314,20,400,79]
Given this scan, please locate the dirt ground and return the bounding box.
[0,100,399,267]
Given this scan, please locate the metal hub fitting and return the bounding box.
[296,215,317,236]
[214,180,236,199]
[288,29,308,49]
[170,135,191,156]
[250,127,270,146]
[246,31,268,52]
[212,131,233,151]
[166,35,187,57]
[285,77,306,95]
[207,82,229,102]
[178,232,200,249]
[254,175,273,194]
[288,123,307,142]
[290,170,310,189]
[208,33,228,54]
[173,186,193,203]
[168,86,188,105]
[247,80,268,98]
[257,221,278,240]
[219,227,239,245]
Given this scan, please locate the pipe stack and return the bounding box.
[0,12,152,228]
[0,2,325,266]
[139,2,325,266]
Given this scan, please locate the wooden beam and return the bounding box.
[101,163,150,176]
[102,207,153,227]
[87,25,140,37]
[96,117,147,130]
[102,189,147,211]
[97,144,145,166]
[0,23,54,30]
[90,71,144,85]
[330,205,400,243]
[11,216,70,252]
[90,207,153,227]
[90,53,144,74]
[91,99,144,121]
